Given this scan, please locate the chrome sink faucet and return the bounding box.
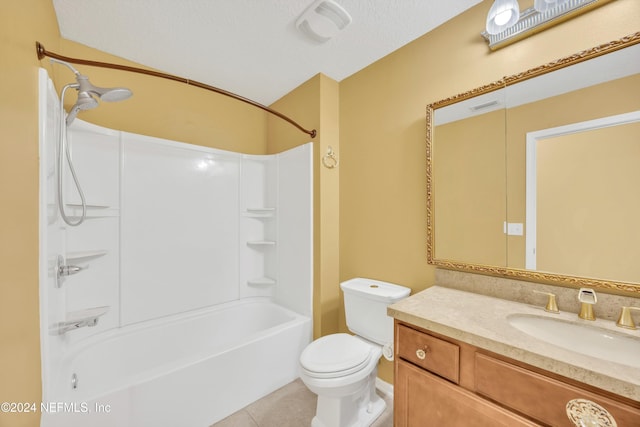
[578,288,597,321]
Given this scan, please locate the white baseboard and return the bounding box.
[375,377,394,400]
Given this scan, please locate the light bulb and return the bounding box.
[494,10,513,26]
[486,0,520,35]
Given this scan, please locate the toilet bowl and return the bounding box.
[300,334,385,427]
[299,278,410,427]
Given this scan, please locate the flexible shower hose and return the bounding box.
[57,83,87,227]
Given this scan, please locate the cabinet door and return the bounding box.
[395,360,539,427]
[475,353,640,426]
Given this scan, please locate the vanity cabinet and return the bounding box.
[396,360,537,426]
[394,322,640,426]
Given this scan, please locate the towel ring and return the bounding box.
[322,146,339,169]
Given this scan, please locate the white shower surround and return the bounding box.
[38,69,313,426]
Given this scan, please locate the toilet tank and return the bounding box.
[341,278,411,346]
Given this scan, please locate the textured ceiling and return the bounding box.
[52,0,482,105]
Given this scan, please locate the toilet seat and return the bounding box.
[300,333,373,379]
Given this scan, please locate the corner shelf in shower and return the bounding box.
[66,203,111,209]
[62,203,119,219]
[243,207,276,218]
[51,306,110,335]
[247,277,276,286]
[246,240,276,246]
[66,250,108,263]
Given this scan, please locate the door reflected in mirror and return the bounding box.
[525,113,640,284]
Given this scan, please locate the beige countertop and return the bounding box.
[388,285,640,402]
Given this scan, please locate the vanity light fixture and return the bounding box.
[482,0,614,50]
[485,0,520,35]
[533,0,570,12]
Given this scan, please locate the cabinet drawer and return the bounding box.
[397,325,459,383]
[475,353,640,426]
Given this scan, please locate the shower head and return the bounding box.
[66,89,99,126]
[76,74,133,102]
[74,91,99,110]
[98,87,133,102]
[51,58,133,125]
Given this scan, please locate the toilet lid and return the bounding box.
[300,333,372,378]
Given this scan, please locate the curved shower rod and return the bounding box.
[36,42,317,138]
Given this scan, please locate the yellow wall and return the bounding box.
[434,110,507,265]
[267,74,340,338]
[339,0,640,383]
[1,2,60,426]
[53,40,267,154]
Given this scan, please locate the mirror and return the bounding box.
[427,32,640,294]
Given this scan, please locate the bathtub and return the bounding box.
[42,298,311,427]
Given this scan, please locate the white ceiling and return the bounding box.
[52,0,482,105]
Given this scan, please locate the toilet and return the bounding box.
[299,278,411,427]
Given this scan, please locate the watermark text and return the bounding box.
[1,401,111,414]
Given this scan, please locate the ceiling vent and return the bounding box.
[296,0,352,43]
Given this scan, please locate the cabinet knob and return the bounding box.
[566,398,617,427]
[416,348,427,360]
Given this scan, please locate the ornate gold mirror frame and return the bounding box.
[426,32,640,294]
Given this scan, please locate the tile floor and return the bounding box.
[211,379,394,427]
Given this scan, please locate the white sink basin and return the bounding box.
[507,314,640,368]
